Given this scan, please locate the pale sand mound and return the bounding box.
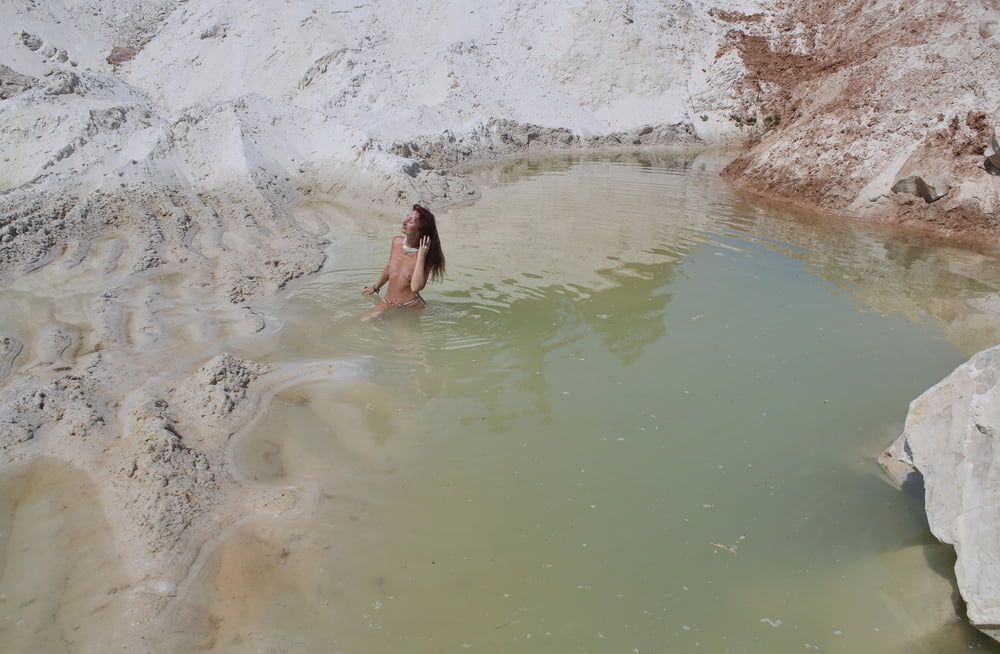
[0,346,357,625]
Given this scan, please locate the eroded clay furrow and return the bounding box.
[0,335,24,382]
[100,239,126,275]
[33,326,75,366]
[60,237,94,271]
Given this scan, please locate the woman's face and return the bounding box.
[401,209,420,236]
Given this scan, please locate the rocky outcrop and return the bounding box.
[987,134,1000,174]
[891,175,951,205]
[719,0,1000,239]
[0,64,36,100]
[882,345,1000,641]
[388,119,696,170]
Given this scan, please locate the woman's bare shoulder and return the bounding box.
[391,235,403,243]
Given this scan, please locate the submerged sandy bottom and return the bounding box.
[3,151,1000,653]
[0,459,134,652]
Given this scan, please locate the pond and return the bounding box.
[3,150,1000,653]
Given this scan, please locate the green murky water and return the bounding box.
[171,152,1000,653]
[4,151,1000,652]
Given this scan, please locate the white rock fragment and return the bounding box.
[890,345,1000,642]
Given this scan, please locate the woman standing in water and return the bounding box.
[362,204,445,319]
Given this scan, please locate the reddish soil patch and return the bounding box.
[106,47,136,66]
[717,0,999,239]
[707,8,763,23]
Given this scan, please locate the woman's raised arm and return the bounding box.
[410,235,431,293]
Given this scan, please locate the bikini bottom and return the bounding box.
[382,294,424,309]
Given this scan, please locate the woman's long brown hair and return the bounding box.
[413,204,446,282]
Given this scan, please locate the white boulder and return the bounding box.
[897,345,1000,641]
